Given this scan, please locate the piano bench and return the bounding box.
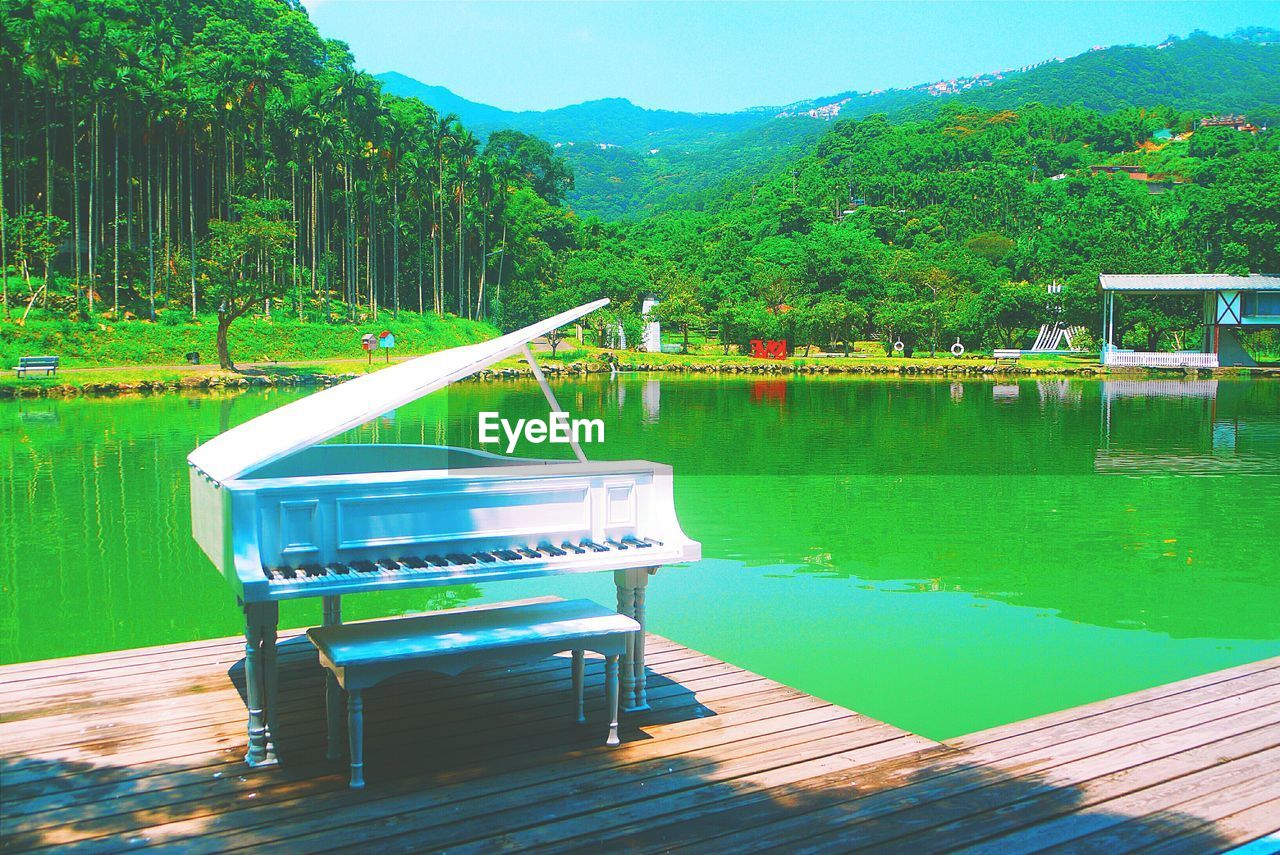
[306,598,640,788]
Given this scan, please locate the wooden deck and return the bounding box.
[2,622,1278,854]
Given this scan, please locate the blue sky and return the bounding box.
[302,1,1280,113]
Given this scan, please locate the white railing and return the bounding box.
[1102,350,1219,368]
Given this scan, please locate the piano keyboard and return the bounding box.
[264,536,665,588]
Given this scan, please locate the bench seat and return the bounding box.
[308,598,639,788]
[14,356,59,377]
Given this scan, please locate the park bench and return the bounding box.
[307,598,639,788]
[992,349,1022,366]
[14,356,59,377]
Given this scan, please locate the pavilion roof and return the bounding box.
[1099,274,1280,292]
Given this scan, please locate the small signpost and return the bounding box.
[359,331,396,365]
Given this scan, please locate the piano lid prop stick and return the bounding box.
[522,344,588,464]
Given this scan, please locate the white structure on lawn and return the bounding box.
[641,295,661,353]
[1099,274,1280,368]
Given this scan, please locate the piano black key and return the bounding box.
[561,541,586,555]
[471,551,498,563]
[328,562,353,575]
[301,564,326,577]
[539,543,567,557]
[377,558,401,572]
[445,553,477,565]
[642,537,665,547]
[581,539,609,553]
[622,536,652,549]
[494,549,523,561]
[350,560,379,574]
[516,547,541,559]
[401,557,430,569]
[269,566,294,580]
[423,555,451,567]
[605,539,628,550]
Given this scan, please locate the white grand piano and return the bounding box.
[188,299,701,765]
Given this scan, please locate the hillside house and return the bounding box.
[1090,164,1150,180]
[1199,115,1263,133]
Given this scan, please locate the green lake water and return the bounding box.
[1,375,1277,740]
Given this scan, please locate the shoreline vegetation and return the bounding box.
[4,346,1276,399]
[3,295,1277,401]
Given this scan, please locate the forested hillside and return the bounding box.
[0,0,576,365]
[383,30,1280,219]
[2,0,1278,367]
[374,72,780,151]
[526,104,1280,356]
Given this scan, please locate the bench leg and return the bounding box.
[326,677,344,762]
[348,689,365,789]
[605,654,620,747]
[323,597,343,762]
[572,649,586,724]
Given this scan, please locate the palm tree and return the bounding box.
[451,126,478,317]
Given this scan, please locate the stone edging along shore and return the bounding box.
[2,359,1277,399]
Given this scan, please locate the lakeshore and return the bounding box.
[4,348,1279,399]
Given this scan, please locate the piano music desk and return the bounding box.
[307,599,640,788]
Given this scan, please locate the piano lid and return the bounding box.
[188,298,609,483]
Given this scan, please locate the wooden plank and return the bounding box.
[0,654,729,788]
[0,622,683,704]
[1147,805,1279,855]
[116,710,882,855]
[950,658,1280,750]
[1037,750,1280,853]
[0,672,795,814]
[0,677,795,837]
[442,736,937,855]
[601,708,1280,854]
[1,683,823,848]
[0,646,686,749]
[0,636,687,715]
[1,659,774,800]
[855,715,1280,854]
[0,644,707,758]
[674,676,1280,854]
[3,632,1276,855]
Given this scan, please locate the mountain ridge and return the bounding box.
[377,27,1280,218]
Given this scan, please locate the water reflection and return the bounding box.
[1097,379,1280,474]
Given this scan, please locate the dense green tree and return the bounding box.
[0,0,574,335]
[201,197,294,368]
[649,267,705,353]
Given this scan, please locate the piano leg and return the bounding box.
[614,567,654,713]
[242,600,280,767]
[615,583,636,708]
[323,596,344,762]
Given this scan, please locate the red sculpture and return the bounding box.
[749,339,788,359]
